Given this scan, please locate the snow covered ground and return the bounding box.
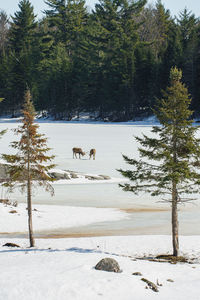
[0,235,200,300]
[0,202,128,233]
[0,119,200,299]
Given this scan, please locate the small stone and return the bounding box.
[98,175,111,180]
[95,258,122,273]
[70,173,79,179]
[132,272,142,276]
[49,172,69,180]
[9,210,17,214]
[167,279,174,282]
[64,173,71,179]
[85,175,103,180]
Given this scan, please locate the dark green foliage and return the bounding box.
[1,0,38,114]
[119,67,200,195]
[9,0,37,53]
[0,1,200,119]
[177,9,199,105]
[0,10,9,56]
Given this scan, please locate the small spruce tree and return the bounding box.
[118,66,200,256]
[2,90,55,247]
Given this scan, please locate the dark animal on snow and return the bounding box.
[72,147,86,159]
[89,149,96,160]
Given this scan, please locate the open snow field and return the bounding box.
[1,235,200,300]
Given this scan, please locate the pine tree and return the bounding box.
[44,0,88,53]
[0,10,9,56]
[43,0,89,118]
[177,9,198,101]
[9,0,37,54]
[159,21,182,91]
[8,0,37,112]
[2,90,55,247]
[118,67,200,256]
[92,0,146,120]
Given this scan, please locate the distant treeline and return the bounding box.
[0,0,200,121]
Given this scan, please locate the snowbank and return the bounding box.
[0,235,200,300]
[0,203,129,233]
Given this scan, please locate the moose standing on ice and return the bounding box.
[72,147,86,159]
[89,149,96,160]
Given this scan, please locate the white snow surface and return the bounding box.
[49,168,127,185]
[0,119,200,299]
[0,235,200,300]
[0,203,128,233]
[1,119,200,235]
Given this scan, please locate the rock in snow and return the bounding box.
[95,258,122,273]
[0,163,111,182]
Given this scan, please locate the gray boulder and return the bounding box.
[85,175,104,180]
[48,172,71,180]
[95,258,122,273]
[98,175,111,180]
[70,172,79,179]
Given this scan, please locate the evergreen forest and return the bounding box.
[0,0,200,121]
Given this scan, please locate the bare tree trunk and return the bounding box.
[172,182,179,256]
[27,177,34,247]
[27,130,35,247]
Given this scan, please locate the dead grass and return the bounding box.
[155,254,188,263]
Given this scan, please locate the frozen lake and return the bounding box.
[0,119,200,236]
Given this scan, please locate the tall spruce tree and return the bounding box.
[177,9,198,102]
[92,0,146,120]
[8,0,37,113]
[118,67,200,256]
[2,90,55,247]
[9,0,37,53]
[44,0,89,118]
[0,10,9,56]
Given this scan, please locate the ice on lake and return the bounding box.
[0,119,200,236]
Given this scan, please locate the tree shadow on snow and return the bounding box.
[0,246,122,257]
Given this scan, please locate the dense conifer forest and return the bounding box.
[0,0,199,121]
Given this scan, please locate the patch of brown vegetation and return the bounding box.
[138,254,190,264]
[120,207,169,213]
[9,210,17,214]
[0,199,11,205]
[155,254,188,263]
